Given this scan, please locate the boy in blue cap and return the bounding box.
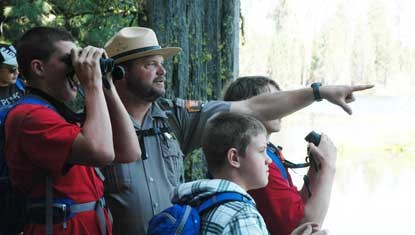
[0,43,24,106]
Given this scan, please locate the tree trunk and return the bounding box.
[142,0,240,181]
[143,0,240,100]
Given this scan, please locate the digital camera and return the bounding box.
[304,131,321,146]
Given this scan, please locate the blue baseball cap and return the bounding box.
[0,44,17,67]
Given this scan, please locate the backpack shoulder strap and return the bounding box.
[267,143,289,180]
[45,175,53,235]
[17,96,53,108]
[196,192,254,214]
[0,96,54,128]
[15,78,25,93]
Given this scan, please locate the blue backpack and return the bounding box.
[0,96,53,235]
[147,192,253,235]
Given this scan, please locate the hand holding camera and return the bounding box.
[305,131,337,172]
[305,131,321,146]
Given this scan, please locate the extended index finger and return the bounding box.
[351,84,374,92]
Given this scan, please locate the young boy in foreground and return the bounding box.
[170,112,326,235]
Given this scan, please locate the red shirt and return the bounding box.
[5,104,112,235]
[249,149,305,235]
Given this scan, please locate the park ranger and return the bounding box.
[103,26,373,234]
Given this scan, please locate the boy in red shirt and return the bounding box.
[5,27,140,234]
[223,76,337,235]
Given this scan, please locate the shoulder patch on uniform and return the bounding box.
[185,100,202,113]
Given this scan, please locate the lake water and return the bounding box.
[269,95,415,234]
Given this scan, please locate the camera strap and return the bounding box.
[267,143,312,169]
[267,142,318,198]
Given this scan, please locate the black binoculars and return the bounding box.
[97,57,125,81]
[64,52,125,81]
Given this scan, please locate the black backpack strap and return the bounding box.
[45,175,53,235]
[136,126,173,137]
[135,126,174,160]
[28,88,85,124]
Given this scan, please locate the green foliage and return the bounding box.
[1,0,141,46]
[201,52,212,63]
[1,0,142,110]
[184,148,208,181]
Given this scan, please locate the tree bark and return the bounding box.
[143,0,240,181]
[144,0,240,100]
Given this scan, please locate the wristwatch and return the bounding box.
[310,82,322,102]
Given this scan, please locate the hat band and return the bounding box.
[112,45,162,60]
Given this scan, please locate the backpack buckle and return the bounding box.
[27,199,74,224]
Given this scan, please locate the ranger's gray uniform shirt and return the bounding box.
[102,98,230,235]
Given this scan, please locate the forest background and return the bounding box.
[1,0,415,234]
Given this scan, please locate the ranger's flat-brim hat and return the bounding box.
[105,27,182,64]
[0,44,17,67]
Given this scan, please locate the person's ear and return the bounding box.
[31,59,45,78]
[226,147,241,168]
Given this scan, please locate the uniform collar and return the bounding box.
[150,101,169,119]
[130,101,168,129]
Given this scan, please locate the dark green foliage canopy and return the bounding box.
[1,0,140,47]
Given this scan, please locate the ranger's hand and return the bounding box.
[320,84,374,115]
